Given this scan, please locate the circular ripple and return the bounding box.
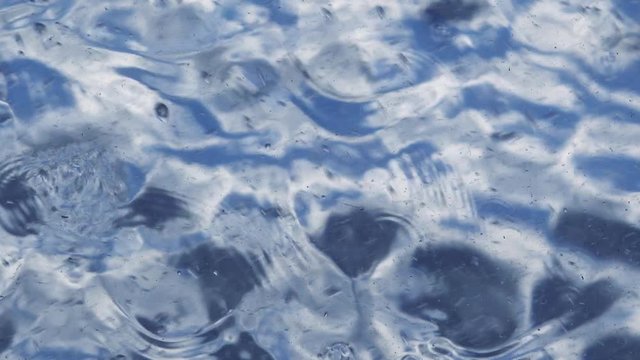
[0,142,128,258]
[293,40,443,102]
[320,342,356,360]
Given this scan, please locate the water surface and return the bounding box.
[0,0,639,359]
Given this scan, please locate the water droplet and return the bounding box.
[321,8,333,21]
[155,103,169,118]
[34,22,46,34]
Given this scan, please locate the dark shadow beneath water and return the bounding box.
[583,334,640,360]
[114,187,190,230]
[0,167,41,237]
[311,210,399,278]
[531,276,619,331]
[176,243,265,322]
[401,245,520,350]
[213,332,274,360]
[554,211,640,267]
[424,0,484,23]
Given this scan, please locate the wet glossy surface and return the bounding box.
[0,0,639,358]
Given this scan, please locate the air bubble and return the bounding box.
[155,103,169,118]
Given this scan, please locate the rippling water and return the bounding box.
[0,0,639,359]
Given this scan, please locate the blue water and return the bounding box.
[0,0,639,359]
